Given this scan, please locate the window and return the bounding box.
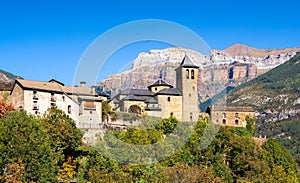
[167,97,171,102]
[90,111,93,114]
[50,92,56,102]
[155,87,157,91]
[33,90,38,99]
[186,69,189,79]
[192,86,195,91]
[222,112,226,119]
[191,69,194,79]
[68,105,71,114]
[190,112,193,121]
[189,93,191,97]
[223,119,226,124]
[33,101,38,110]
[235,119,239,125]
[170,112,173,116]
[216,119,219,123]
[62,96,65,101]
[235,113,239,118]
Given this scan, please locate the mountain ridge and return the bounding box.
[99,44,300,99]
[0,69,17,91]
[222,43,300,57]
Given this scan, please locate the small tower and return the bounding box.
[175,55,199,122]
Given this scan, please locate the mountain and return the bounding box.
[0,69,17,91]
[224,43,300,57]
[226,53,300,159]
[99,45,300,100]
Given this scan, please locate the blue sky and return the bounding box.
[0,0,299,86]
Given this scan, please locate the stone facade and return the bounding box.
[109,55,200,122]
[206,106,255,127]
[175,56,199,122]
[10,79,107,129]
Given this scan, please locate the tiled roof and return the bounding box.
[156,88,181,96]
[78,96,102,101]
[207,106,255,112]
[179,55,199,68]
[147,79,173,89]
[15,79,102,96]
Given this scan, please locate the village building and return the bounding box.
[206,105,255,127]
[10,79,108,129]
[109,55,200,122]
[9,55,255,133]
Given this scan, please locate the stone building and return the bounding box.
[206,105,255,127]
[10,78,108,129]
[109,55,200,122]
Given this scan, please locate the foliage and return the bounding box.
[102,101,116,121]
[259,119,300,160]
[42,106,83,159]
[0,100,14,118]
[155,116,178,134]
[0,159,26,183]
[57,157,77,182]
[0,110,298,182]
[245,115,256,136]
[263,138,298,172]
[0,111,59,182]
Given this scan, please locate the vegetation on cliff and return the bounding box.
[226,53,300,161]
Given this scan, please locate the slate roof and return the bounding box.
[145,97,158,104]
[179,55,199,68]
[120,89,154,96]
[147,79,173,89]
[122,94,145,101]
[156,88,181,96]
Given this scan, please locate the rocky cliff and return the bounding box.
[99,44,300,100]
[0,69,17,91]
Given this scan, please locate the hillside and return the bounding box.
[226,53,300,158]
[0,69,17,91]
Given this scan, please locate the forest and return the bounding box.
[0,101,298,182]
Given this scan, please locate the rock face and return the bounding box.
[99,45,300,101]
[0,70,16,91]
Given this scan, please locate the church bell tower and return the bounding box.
[175,55,199,122]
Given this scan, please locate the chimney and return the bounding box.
[80,81,86,88]
[91,85,96,95]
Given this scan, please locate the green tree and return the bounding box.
[245,115,256,136]
[0,111,59,182]
[42,106,83,159]
[263,138,298,172]
[156,116,178,134]
[102,101,115,122]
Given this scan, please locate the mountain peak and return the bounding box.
[224,44,300,58]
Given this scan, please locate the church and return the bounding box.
[108,55,200,122]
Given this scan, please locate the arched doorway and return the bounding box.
[128,105,142,114]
